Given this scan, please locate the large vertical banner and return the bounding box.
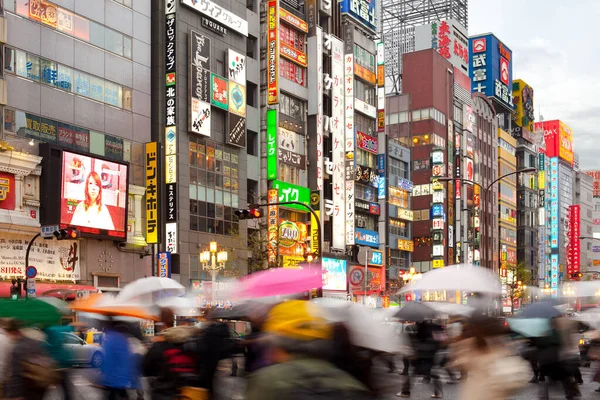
[145,142,158,244]
[227,49,247,148]
[189,30,211,137]
[165,3,178,253]
[343,24,355,246]
[568,205,581,276]
[266,110,278,180]
[313,27,324,191]
[376,42,385,134]
[267,0,279,105]
[331,34,345,250]
[267,189,279,265]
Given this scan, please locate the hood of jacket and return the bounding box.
[160,326,201,344]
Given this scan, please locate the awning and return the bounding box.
[0,282,98,300]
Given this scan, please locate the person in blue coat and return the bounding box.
[100,320,135,400]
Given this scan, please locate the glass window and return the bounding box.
[25,53,40,81]
[56,64,73,91]
[123,88,132,110]
[104,81,122,108]
[123,36,132,59]
[40,58,57,86]
[74,71,90,97]
[105,28,123,56]
[89,22,105,48]
[89,76,104,102]
[4,47,14,73]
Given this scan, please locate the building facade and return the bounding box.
[574,169,594,272]
[497,128,517,270]
[1,0,152,295]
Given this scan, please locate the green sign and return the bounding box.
[266,109,278,180]
[210,73,229,110]
[272,180,310,211]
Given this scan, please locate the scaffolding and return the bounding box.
[381,0,468,94]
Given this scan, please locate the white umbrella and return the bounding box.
[399,264,502,295]
[571,308,600,329]
[116,277,185,303]
[156,296,201,316]
[311,298,409,354]
[423,302,475,317]
[560,281,600,298]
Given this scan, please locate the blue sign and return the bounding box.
[377,154,385,174]
[550,254,559,298]
[549,157,559,249]
[340,0,377,34]
[368,250,383,266]
[431,204,444,218]
[397,177,414,192]
[158,252,171,278]
[355,228,379,248]
[469,34,513,110]
[26,266,37,279]
[322,258,348,291]
[377,176,385,199]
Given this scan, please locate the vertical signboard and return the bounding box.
[145,142,158,244]
[331,34,346,250]
[550,254,559,298]
[549,157,559,250]
[226,49,247,148]
[267,0,279,105]
[266,109,278,180]
[376,42,385,133]
[311,27,324,191]
[267,189,279,265]
[165,4,178,253]
[339,0,377,34]
[568,205,581,275]
[158,252,172,278]
[310,191,321,256]
[189,30,211,137]
[343,24,355,246]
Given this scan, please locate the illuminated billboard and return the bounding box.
[469,34,513,110]
[549,157,559,249]
[536,120,574,166]
[512,79,534,133]
[340,0,377,34]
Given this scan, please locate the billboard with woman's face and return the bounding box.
[61,151,128,238]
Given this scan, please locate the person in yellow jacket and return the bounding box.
[246,300,372,400]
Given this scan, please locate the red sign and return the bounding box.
[0,172,15,211]
[569,205,581,275]
[267,0,279,105]
[500,57,509,85]
[367,266,385,292]
[280,42,307,67]
[356,131,378,154]
[279,7,308,32]
[536,120,560,159]
[472,38,486,53]
[438,21,451,59]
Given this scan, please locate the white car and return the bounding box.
[62,333,104,368]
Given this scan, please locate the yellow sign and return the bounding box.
[511,79,534,132]
[282,255,304,269]
[593,260,600,266]
[397,239,414,252]
[165,154,177,184]
[145,142,158,244]
[538,171,545,190]
[433,259,444,269]
[559,121,574,165]
[397,208,413,221]
[432,180,443,191]
[0,177,10,201]
[354,63,376,85]
[311,211,320,255]
[267,189,279,265]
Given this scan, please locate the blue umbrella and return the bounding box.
[517,301,562,319]
[508,318,551,337]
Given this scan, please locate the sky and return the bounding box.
[469,0,600,170]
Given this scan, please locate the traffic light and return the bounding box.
[405,294,412,302]
[234,208,263,220]
[10,279,20,300]
[53,228,80,240]
[571,272,583,280]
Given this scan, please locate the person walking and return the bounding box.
[99,320,137,400]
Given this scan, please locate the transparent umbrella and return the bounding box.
[399,264,502,295]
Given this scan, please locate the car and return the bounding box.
[62,332,104,368]
[84,330,104,346]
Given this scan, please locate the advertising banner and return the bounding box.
[0,232,80,280]
[165,183,177,222]
[340,0,377,34]
[61,151,128,239]
[165,222,177,253]
[558,121,574,166]
[210,73,228,110]
[569,205,581,275]
[165,5,178,248]
[469,34,514,110]
[310,191,320,256]
[272,180,310,211]
[322,258,347,291]
[228,82,246,117]
[512,79,534,133]
[145,142,158,243]
[181,0,248,36]
[266,110,278,180]
[344,24,355,246]
[267,189,278,265]
[414,19,469,74]
[227,49,246,84]
[267,0,279,104]
[278,221,308,256]
[367,266,385,292]
[357,131,378,154]
[190,98,211,137]
[227,113,246,148]
[280,42,308,67]
[331,34,346,250]
[549,158,559,249]
[280,8,308,33]
[158,252,171,278]
[355,228,379,248]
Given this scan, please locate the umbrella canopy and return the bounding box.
[70,294,159,321]
[508,318,551,337]
[423,302,475,318]
[560,281,600,298]
[311,298,408,354]
[116,277,185,303]
[399,264,502,295]
[0,298,64,327]
[156,296,201,316]
[394,302,438,321]
[517,301,563,319]
[571,308,600,329]
[237,268,322,299]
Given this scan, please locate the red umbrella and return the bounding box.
[237,267,322,299]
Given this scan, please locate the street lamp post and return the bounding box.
[199,240,228,303]
[436,167,536,271]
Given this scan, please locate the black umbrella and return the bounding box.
[394,302,437,321]
[518,301,562,319]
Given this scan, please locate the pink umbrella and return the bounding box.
[237,267,323,299]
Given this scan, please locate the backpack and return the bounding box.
[21,352,61,390]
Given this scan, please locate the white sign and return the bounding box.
[227,49,246,84]
[314,28,324,191]
[414,18,469,74]
[26,278,36,299]
[432,245,444,257]
[181,0,248,36]
[448,225,454,248]
[166,223,178,254]
[354,98,377,119]
[190,98,211,137]
[344,48,355,246]
[331,35,346,250]
[0,232,80,280]
[40,225,60,239]
[432,218,445,230]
